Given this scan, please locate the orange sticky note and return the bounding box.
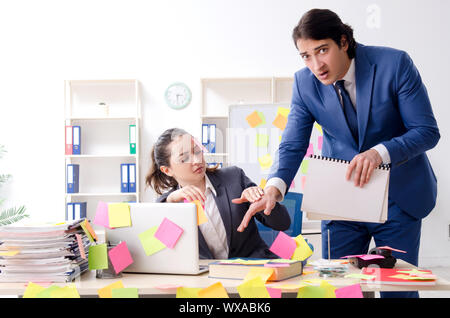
[244,267,275,283]
[98,280,125,298]
[272,113,288,130]
[80,219,98,242]
[246,111,263,128]
[198,282,229,298]
[193,200,208,225]
[75,234,86,259]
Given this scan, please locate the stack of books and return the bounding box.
[0,219,91,283]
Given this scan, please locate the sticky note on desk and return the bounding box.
[138,226,166,256]
[237,276,270,298]
[244,267,275,283]
[198,282,229,298]
[35,285,61,298]
[297,285,326,298]
[111,287,139,298]
[108,203,131,228]
[291,234,313,261]
[334,284,363,298]
[154,217,184,249]
[176,287,202,298]
[88,243,108,270]
[50,284,80,298]
[98,280,125,298]
[269,231,297,259]
[108,241,134,274]
[23,282,46,298]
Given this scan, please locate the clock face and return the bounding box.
[165,82,192,109]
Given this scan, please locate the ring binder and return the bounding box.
[309,154,391,170]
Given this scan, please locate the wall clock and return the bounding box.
[165,82,192,109]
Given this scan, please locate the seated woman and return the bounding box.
[145,128,291,259]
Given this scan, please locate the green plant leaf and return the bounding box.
[0,206,29,226]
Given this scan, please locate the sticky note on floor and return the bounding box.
[291,234,313,261]
[108,203,131,228]
[176,287,202,298]
[334,283,363,298]
[98,280,125,298]
[93,201,111,228]
[108,241,134,274]
[255,134,269,147]
[88,243,108,270]
[269,231,297,259]
[154,217,184,249]
[272,113,288,130]
[237,276,270,298]
[246,110,263,128]
[198,282,229,298]
[193,200,208,225]
[258,154,273,170]
[138,226,166,256]
[112,287,139,298]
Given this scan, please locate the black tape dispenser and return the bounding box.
[348,247,397,269]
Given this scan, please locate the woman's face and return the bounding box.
[161,134,206,186]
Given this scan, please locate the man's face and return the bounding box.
[296,37,350,85]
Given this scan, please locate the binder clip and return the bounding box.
[348,247,397,269]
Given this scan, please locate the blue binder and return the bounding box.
[128,163,136,193]
[72,126,81,155]
[202,124,209,149]
[121,163,129,193]
[74,202,87,220]
[66,203,74,221]
[208,124,216,153]
[66,164,79,193]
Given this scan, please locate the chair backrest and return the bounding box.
[256,192,303,246]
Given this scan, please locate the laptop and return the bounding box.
[105,203,208,275]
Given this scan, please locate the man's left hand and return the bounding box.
[346,149,383,187]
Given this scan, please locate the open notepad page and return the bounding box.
[301,156,389,223]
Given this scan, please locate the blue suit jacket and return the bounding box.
[157,166,291,259]
[271,43,440,220]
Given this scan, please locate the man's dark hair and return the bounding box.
[292,8,356,59]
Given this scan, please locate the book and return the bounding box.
[360,267,436,286]
[208,259,303,281]
[302,155,390,223]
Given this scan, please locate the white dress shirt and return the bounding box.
[266,59,391,201]
[198,175,229,259]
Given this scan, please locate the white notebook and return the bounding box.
[301,155,390,223]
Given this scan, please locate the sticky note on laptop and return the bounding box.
[138,226,166,256]
[108,203,131,228]
[154,217,184,249]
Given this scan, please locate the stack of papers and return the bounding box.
[0,219,91,283]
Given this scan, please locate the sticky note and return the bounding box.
[301,176,306,190]
[334,284,363,298]
[23,282,46,298]
[378,246,407,253]
[75,233,86,259]
[266,287,282,298]
[256,133,269,147]
[138,226,166,256]
[318,136,323,150]
[246,111,263,128]
[305,143,314,157]
[176,287,202,298]
[272,113,288,130]
[314,122,323,134]
[269,232,297,259]
[290,179,295,189]
[300,159,309,174]
[397,269,432,275]
[111,288,139,298]
[98,280,125,298]
[259,178,267,189]
[80,219,97,242]
[277,107,290,118]
[154,217,184,249]
[320,281,337,298]
[297,285,326,298]
[244,267,275,283]
[258,154,273,170]
[291,234,313,261]
[198,282,229,298]
[108,203,131,228]
[88,243,108,270]
[342,254,384,260]
[50,284,80,298]
[193,200,208,225]
[237,276,270,298]
[93,201,111,228]
[0,250,20,256]
[344,273,376,280]
[108,241,134,274]
[35,285,61,298]
[256,111,266,126]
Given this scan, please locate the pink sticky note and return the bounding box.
[378,246,407,253]
[266,287,282,298]
[335,284,363,298]
[93,201,112,229]
[341,254,384,260]
[154,217,184,249]
[264,263,290,268]
[269,232,297,259]
[318,136,323,150]
[75,233,86,259]
[305,143,314,157]
[290,180,295,189]
[301,176,306,190]
[108,241,134,274]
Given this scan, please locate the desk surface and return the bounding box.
[1,259,449,296]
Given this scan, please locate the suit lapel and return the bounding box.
[355,44,375,150]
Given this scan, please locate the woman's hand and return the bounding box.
[167,185,206,205]
[231,186,264,204]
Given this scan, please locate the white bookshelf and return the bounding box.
[64,79,141,224]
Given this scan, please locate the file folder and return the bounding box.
[208,124,216,153]
[74,202,87,220]
[128,163,136,193]
[66,164,79,193]
[121,163,129,193]
[202,124,209,149]
[72,126,81,155]
[129,125,136,155]
[65,126,73,155]
[66,203,74,221]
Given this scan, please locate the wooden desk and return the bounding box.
[1,259,449,297]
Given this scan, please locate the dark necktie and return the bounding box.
[335,80,358,143]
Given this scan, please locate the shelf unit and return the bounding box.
[64,79,141,224]
[200,77,294,166]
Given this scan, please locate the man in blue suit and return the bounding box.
[236,9,440,298]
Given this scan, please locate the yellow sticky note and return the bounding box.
[246,111,263,128]
[50,284,80,298]
[0,250,20,256]
[198,282,229,298]
[98,280,125,298]
[300,159,309,174]
[272,113,288,131]
[258,154,273,170]
[176,287,202,298]
[297,285,326,298]
[244,267,275,283]
[255,134,269,147]
[259,178,267,189]
[320,281,337,298]
[81,219,98,241]
[108,203,131,228]
[193,200,208,225]
[238,259,270,265]
[314,122,323,134]
[277,107,290,118]
[23,282,46,298]
[237,276,271,298]
[291,234,313,261]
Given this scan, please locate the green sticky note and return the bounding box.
[35,285,61,298]
[255,134,269,147]
[297,285,327,298]
[88,243,108,270]
[300,159,309,174]
[255,111,266,127]
[138,226,166,256]
[111,287,139,298]
[176,287,202,298]
[50,285,80,298]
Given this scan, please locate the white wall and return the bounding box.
[0,0,448,266]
